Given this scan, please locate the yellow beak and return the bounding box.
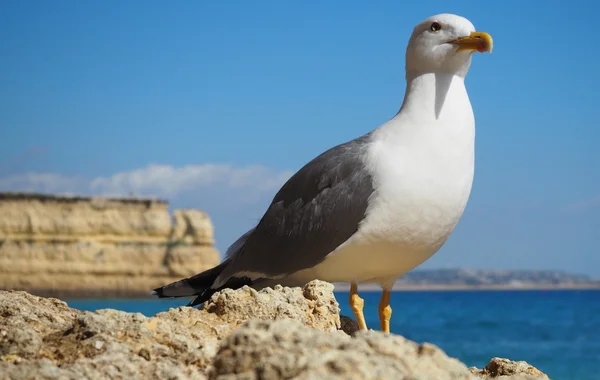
[449,31,493,53]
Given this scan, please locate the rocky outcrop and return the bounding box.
[0,192,220,297]
[0,281,548,380]
[470,358,549,379]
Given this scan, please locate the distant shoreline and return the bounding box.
[333,282,600,292]
[7,282,600,300]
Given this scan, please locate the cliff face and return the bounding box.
[0,192,220,297]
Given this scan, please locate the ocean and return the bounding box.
[64,289,600,380]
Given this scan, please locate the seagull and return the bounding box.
[151,13,493,334]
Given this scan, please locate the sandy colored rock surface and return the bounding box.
[0,280,548,380]
[0,193,171,241]
[470,357,550,379]
[211,319,474,379]
[0,192,220,297]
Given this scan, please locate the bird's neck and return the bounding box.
[394,72,471,124]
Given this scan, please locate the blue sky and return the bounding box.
[1,1,599,276]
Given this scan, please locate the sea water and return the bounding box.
[65,290,600,380]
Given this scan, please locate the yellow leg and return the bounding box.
[378,290,392,334]
[349,283,367,331]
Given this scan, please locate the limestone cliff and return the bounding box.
[0,192,220,297]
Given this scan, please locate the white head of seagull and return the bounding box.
[405,14,493,77]
[394,14,493,121]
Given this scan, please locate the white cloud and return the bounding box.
[0,163,293,204]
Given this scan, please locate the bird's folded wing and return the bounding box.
[214,134,375,287]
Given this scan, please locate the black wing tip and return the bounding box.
[184,276,256,307]
[186,296,205,307]
[186,288,218,307]
[150,279,196,299]
[150,283,206,307]
[150,287,166,298]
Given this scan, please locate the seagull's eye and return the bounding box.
[430,22,442,32]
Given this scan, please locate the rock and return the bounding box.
[0,281,548,380]
[171,209,215,246]
[0,192,220,298]
[210,319,476,379]
[202,281,340,333]
[339,314,360,336]
[1,354,208,380]
[0,281,340,379]
[470,357,550,379]
[0,290,76,360]
[0,192,172,239]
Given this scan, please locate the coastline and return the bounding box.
[334,282,600,292]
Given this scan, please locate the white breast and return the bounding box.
[289,73,476,288]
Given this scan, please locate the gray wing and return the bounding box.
[214,133,375,286]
